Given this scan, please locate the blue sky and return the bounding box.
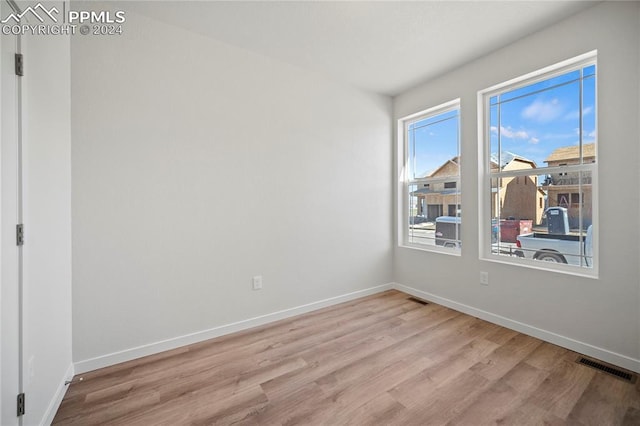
[408,109,459,179]
[409,65,596,179]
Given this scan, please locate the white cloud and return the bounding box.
[571,128,596,139]
[492,125,529,140]
[563,106,593,121]
[522,98,564,123]
[492,125,539,145]
[564,110,579,120]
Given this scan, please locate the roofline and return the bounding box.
[428,156,460,177]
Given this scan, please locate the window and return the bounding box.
[571,193,583,206]
[479,52,597,274]
[558,193,570,207]
[399,100,461,252]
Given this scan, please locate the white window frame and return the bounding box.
[477,51,598,277]
[397,99,461,254]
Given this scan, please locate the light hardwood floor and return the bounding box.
[53,290,640,425]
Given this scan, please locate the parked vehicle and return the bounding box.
[410,215,428,225]
[516,225,593,266]
[435,216,461,248]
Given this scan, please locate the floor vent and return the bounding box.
[407,297,428,305]
[576,357,637,383]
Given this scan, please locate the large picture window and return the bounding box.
[479,52,597,274]
[399,100,461,252]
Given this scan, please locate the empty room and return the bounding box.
[1,0,639,425]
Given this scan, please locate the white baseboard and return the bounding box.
[74,283,393,374]
[74,281,639,376]
[41,362,74,426]
[392,282,640,374]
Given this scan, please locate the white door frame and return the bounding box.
[1,0,24,424]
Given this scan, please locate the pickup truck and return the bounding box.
[515,225,593,267]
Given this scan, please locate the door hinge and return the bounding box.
[16,224,24,246]
[17,393,25,416]
[15,53,23,77]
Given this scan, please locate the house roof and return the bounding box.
[490,151,537,169]
[427,156,460,178]
[411,188,460,196]
[427,152,536,179]
[426,151,538,179]
[545,143,596,163]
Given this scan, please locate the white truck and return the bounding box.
[515,225,593,267]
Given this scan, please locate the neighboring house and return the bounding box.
[490,152,545,224]
[544,143,595,228]
[411,153,545,223]
[412,157,461,220]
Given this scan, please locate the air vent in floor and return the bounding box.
[407,296,429,305]
[576,357,637,383]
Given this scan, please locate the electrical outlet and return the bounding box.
[252,275,263,290]
[480,271,489,286]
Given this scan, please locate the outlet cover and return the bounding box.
[252,275,263,290]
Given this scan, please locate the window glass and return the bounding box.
[482,57,596,272]
[402,103,461,251]
[409,110,459,180]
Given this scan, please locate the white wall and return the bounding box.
[394,2,640,371]
[21,4,74,424]
[71,6,392,365]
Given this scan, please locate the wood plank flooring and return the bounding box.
[53,290,640,425]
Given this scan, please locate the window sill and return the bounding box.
[398,243,462,257]
[480,253,599,279]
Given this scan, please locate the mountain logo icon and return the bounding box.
[1,3,59,24]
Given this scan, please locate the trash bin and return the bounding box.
[500,219,533,243]
[518,220,532,235]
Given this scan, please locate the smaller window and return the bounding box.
[558,193,570,207]
[571,193,583,205]
[399,100,461,252]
